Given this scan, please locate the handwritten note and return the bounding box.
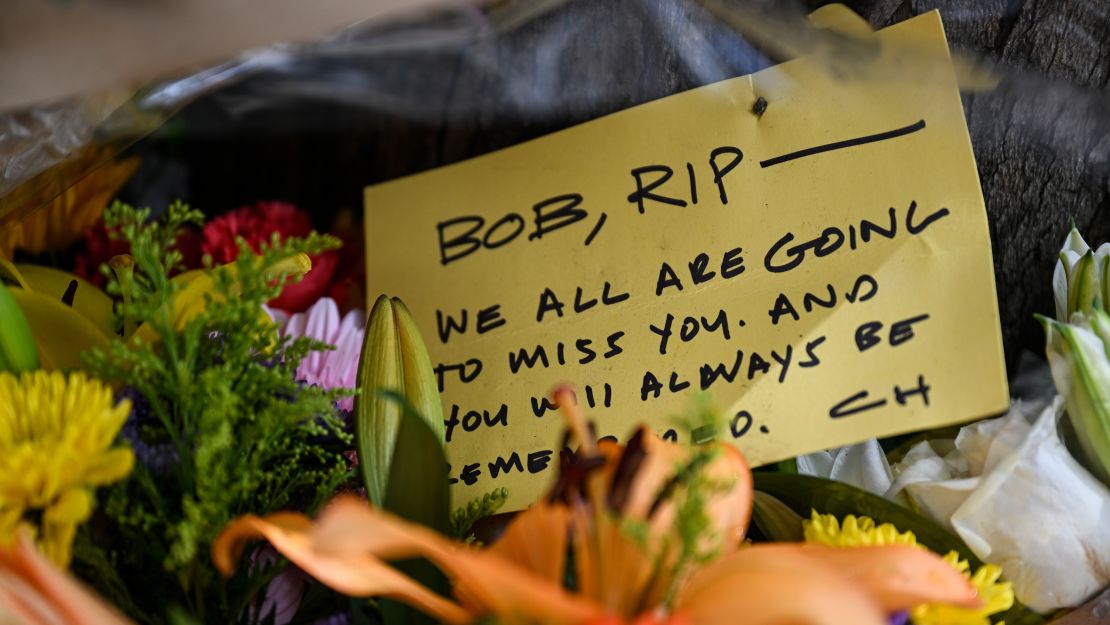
[365,10,1009,509]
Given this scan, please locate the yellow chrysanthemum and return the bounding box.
[804,510,919,548]
[0,371,134,567]
[804,512,1014,625]
[911,552,1014,625]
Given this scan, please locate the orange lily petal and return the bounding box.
[0,531,132,625]
[570,500,600,604]
[674,544,888,625]
[618,431,752,554]
[592,512,655,615]
[212,512,312,574]
[556,420,755,615]
[761,544,981,611]
[705,444,752,550]
[213,509,471,625]
[563,496,656,615]
[488,502,569,586]
[614,428,688,521]
[317,499,603,625]
[215,497,605,625]
[675,543,980,625]
[620,433,753,610]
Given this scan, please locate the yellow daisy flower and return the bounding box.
[804,511,1014,625]
[0,371,134,567]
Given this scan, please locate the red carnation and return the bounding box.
[75,223,202,287]
[74,223,130,287]
[201,201,339,312]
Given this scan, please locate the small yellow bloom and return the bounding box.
[0,371,134,567]
[805,512,1014,625]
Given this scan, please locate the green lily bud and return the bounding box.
[355,294,446,506]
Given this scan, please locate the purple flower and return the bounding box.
[118,386,179,474]
[251,546,307,625]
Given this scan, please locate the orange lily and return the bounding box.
[214,389,979,625]
[0,530,132,625]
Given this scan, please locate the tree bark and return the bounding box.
[842,0,1110,371]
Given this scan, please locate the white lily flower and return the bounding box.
[1041,310,1110,484]
[1052,226,1110,320]
[890,399,1110,612]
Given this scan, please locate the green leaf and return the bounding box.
[754,473,1045,625]
[381,389,451,533]
[0,281,39,373]
[773,458,798,474]
[166,606,203,625]
[380,391,451,625]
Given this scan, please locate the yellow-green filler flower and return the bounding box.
[0,371,133,567]
[804,512,1013,625]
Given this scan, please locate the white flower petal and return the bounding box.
[1053,262,1069,321]
[951,400,1110,612]
[893,399,1110,612]
[797,439,892,497]
[886,440,958,500]
[796,450,834,477]
[953,410,1026,475]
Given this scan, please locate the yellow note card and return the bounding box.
[365,10,1008,509]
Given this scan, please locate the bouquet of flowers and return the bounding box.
[4,0,1110,621]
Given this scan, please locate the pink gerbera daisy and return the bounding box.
[268,297,364,411]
